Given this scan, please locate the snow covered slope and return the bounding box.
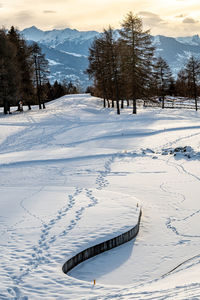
[0,95,200,299]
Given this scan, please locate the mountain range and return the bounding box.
[20,26,200,89]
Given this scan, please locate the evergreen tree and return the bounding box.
[87,36,109,108]
[53,80,64,99]
[168,77,176,96]
[103,27,121,114]
[65,81,78,94]
[185,56,200,111]
[87,27,121,113]
[43,81,54,101]
[175,69,188,97]
[119,12,155,114]
[0,29,18,114]
[31,42,49,109]
[154,56,172,108]
[7,26,35,110]
[0,27,50,113]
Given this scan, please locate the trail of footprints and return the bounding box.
[162,156,200,238]
[9,187,99,288]
[96,155,115,189]
[166,213,200,239]
[6,148,200,297]
[6,155,115,297]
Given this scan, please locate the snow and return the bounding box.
[21,26,99,45]
[176,35,200,46]
[21,26,44,42]
[47,59,61,66]
[60,50,87,58]
[0,94,200,299]
[153,35,161,46]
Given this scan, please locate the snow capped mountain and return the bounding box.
[176,34,200,46]
[153,35,200,75]
[21,26,45,42]
[21,26,99,89]
[21,26,200,87]
[21,26,99,49]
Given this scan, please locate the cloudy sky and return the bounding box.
[1,0,200,36]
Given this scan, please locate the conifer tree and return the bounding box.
[65,81,78,94]
[87,27,121,113]
[103,27,121,114]
[87,36,109,107]
[175,69,188,97]
[52,80,64,99]
[184,56,200,111]
[0,29,18,113]
[154,56,172,108]
[119,12,155,114]
[7,26,34,110]
[31,42,49,109]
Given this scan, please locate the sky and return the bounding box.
[1,0,200,36]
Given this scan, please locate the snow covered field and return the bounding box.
[0,94,200,299]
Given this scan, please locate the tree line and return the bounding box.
[0,26,78,114]
[86,12,200,113]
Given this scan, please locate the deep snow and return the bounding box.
[0,94,200,299]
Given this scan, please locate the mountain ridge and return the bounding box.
[20,26,200,88]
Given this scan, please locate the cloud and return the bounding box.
[139,11,165,23]
[139,11,160,18]
[43,10,56,14]
[53,23,71,29]
[183,17,199,24]
[1,0,200,36]
[15,10,35,23]
[138,11,167,27]
[175,14,186,18]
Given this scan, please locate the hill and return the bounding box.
[0,95,200,298]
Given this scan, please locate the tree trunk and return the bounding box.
[162,95,165,109]
[42,103,46,109]
[194,85,198,111]
[103,97,106,108]
[116,100,120,115]
[3,100,7,114]
[121,100,124,109]
[133,99,137,114]
[34,56,42,109]
[107,99,110,108]
[195,96,198,111]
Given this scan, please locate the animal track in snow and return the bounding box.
[96,155,116,190]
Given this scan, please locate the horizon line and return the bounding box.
[5,25,199,38]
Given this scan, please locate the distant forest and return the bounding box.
[87,12,200,113]
[0,26,78,114]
